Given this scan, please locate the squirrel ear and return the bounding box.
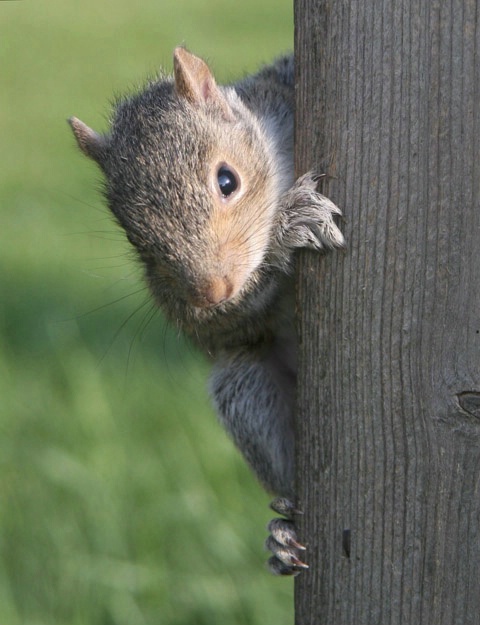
[173,47,234,120]
[68,117,107,167]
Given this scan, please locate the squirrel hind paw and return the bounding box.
[267,518,306,551]
[267,555,303,576]
[265,537,309,576]
[269,496,302,518]
[265,498,308,576]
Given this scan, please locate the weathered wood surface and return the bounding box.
[294,1,480,623]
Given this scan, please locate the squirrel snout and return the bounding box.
[189,275,234,308]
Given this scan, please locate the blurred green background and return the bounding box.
[0,1,293,624]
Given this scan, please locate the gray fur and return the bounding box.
[69,47,344,520]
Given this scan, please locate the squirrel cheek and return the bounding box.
[216,239,262,298]
[207,208,271,301]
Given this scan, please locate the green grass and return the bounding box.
[0,1,294,623]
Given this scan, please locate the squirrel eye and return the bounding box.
[217,165,239,198]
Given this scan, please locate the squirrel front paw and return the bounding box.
[265,497,309,576]
[280,172,346,254]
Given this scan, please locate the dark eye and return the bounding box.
[217,165,238,197]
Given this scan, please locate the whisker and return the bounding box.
[123,301,159,384]
[95,295,153,370]
[64,287,148,321]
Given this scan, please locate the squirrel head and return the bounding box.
[69,48,284,323]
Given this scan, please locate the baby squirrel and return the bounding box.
[69,48,345,575]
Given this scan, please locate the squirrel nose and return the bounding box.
[191,276,234,308]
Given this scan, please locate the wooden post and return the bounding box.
[294,1,480,623]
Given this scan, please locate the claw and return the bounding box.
[267,553,309,576]
[287,537,306,551]
[267,518,306,550]
[268,555,302,576]
[266,498,308,576]
[269,497,302,518]
[290,556,309,569]
[265,536,309,570]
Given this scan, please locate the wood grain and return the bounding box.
[294,1,480,623]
